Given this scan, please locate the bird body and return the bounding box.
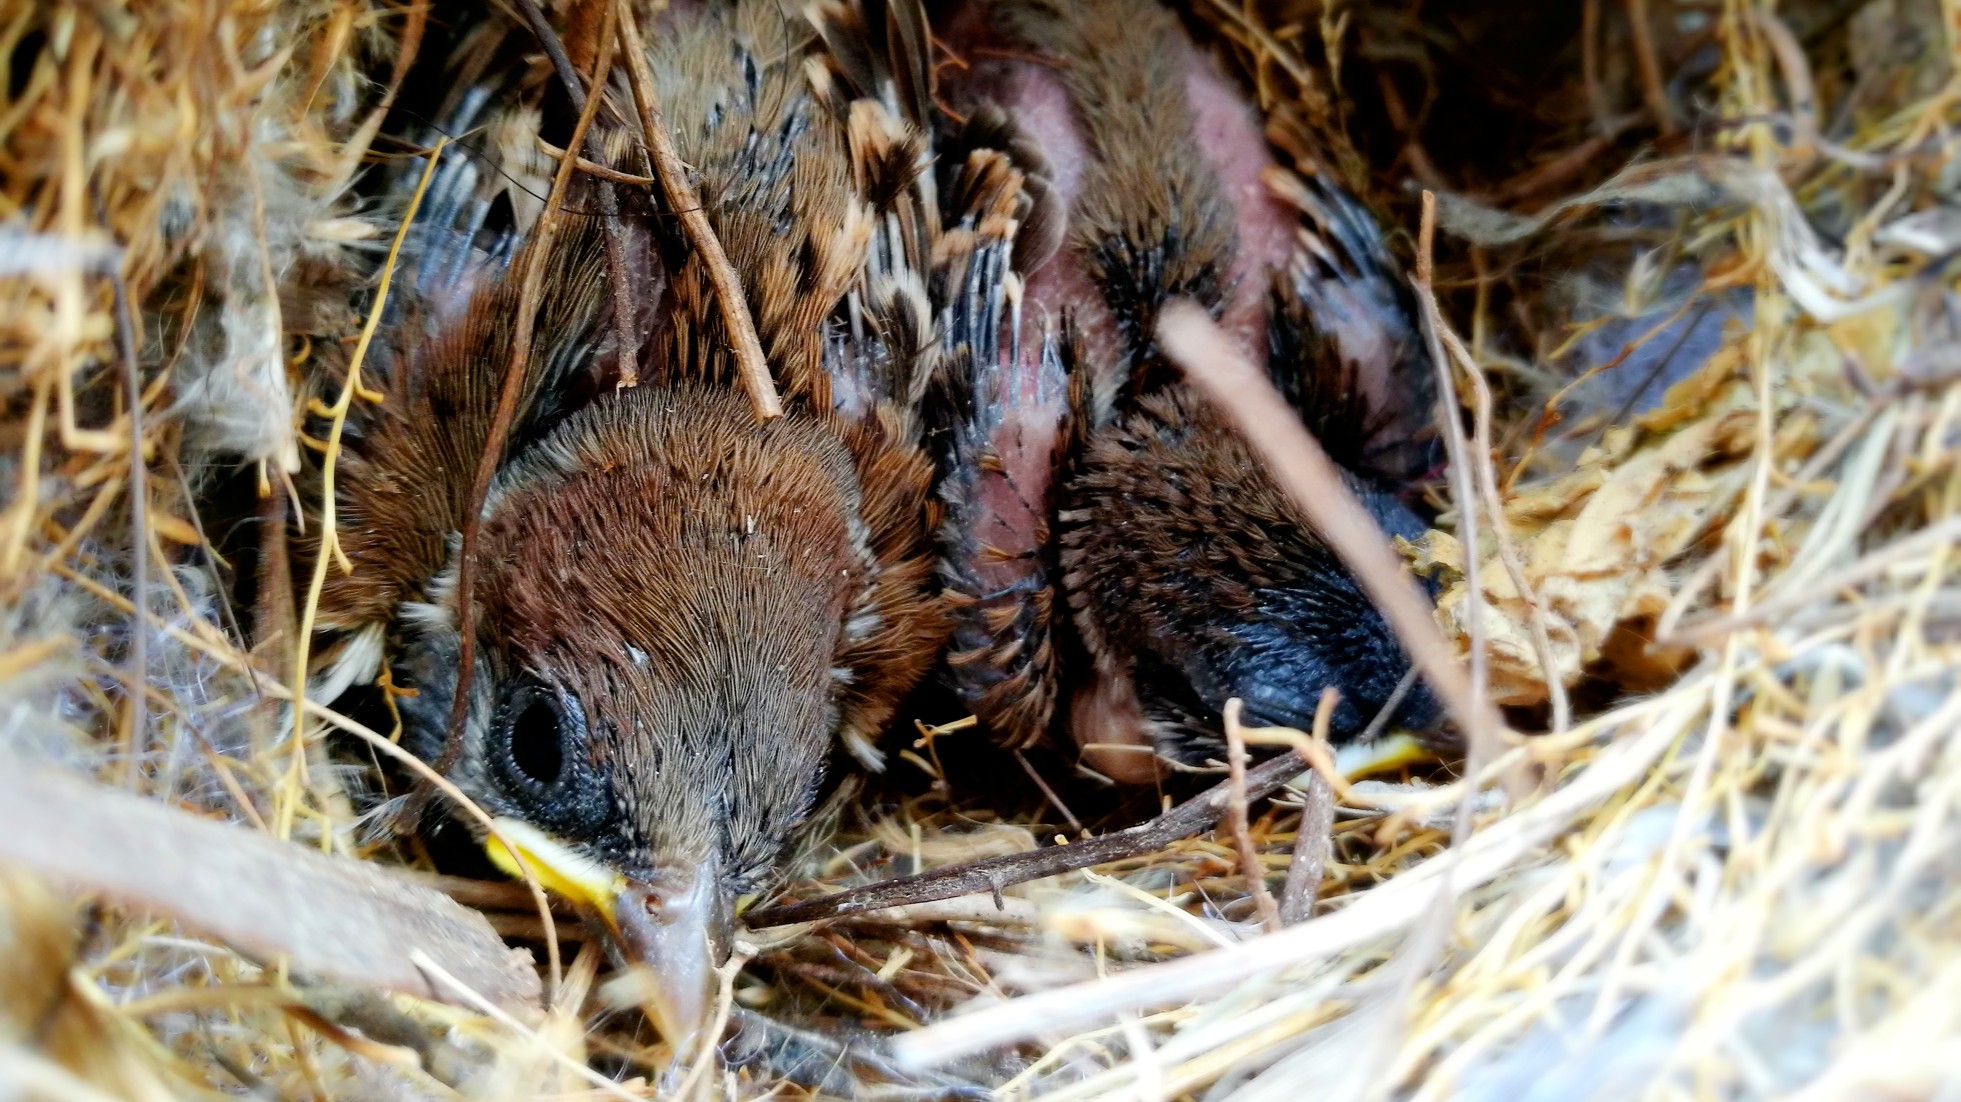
[310,0,950,1046]
[932,0,1443,780]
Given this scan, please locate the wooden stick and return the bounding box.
[437,19,617,999]
[510,0,641,387]
[742,752,1311,929]
[1279,771,1335,925]
[1223,700,1282,932]
[1279,688,1340,925]
[615,0,781,420]
[1623,0,1676,136]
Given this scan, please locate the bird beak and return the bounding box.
[611,863,727,1057]
[483,818,728,1055]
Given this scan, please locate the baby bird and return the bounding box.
[931,0,1443,780]
[308,0,949,1047]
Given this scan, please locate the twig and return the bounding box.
[1581,0,1609,130]
[436,21,609,762]
[1371,191,1509,1077]
[1014,750,1084,835]
[615,0,781,420]
[1223,700,1282,933]
[1279,688,1340,925]
[1623,0,1676,135]
[510,0,584,101]
[742,753,1311,928]
[1412,192,1492,778]
[1435,298,1570,733]
[535,137,657,185]
[1280,771,1335,926]
[109,268,146,788]
[510,0,640,387]
[437,28,615,996]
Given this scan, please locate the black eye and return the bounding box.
[490,679,588,800]
[507,692,566,789]
[488,678,612,839]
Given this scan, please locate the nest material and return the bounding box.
[3,0,1960,1099]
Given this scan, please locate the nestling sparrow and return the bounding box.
[307,0,956,1047]
[929,0,1444,781]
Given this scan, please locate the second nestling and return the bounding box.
[931,0,1445,781]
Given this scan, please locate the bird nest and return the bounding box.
[4,0,1959,1098]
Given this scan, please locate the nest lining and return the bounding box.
[2,0,1958,1099]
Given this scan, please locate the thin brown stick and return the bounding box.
[1360,193,1510,1072]
[510,0,584,100]
[1014,750,1084,835]
[1280,771,1335,926]
[1623,0,1676,136]
[510,0,639,388]
[595,179,640,388]
[742,752,1311,929]
[1223,700,1282,933]
[435,20,615,1002]
[110,268,146,788]
[534,138,655,186]
[1156,303,1505,770]
[1438,312,1571,733]
[1410,191,1504,808]
[1581,0,1610,129]
[1279,688,1339,925]
[615,0,781,420]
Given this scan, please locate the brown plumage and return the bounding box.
[305,0,951,1047]
[931,0,1443,780]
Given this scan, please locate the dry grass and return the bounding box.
[3,0,1959,1099]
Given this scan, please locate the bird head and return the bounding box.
[1061,392,1441,766]
[392,385,868,1052]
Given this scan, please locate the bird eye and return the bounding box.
[490,679,587,803]
[486,678,614,841]
[507,692,566,789]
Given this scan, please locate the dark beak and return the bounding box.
[609,858,730,1057]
